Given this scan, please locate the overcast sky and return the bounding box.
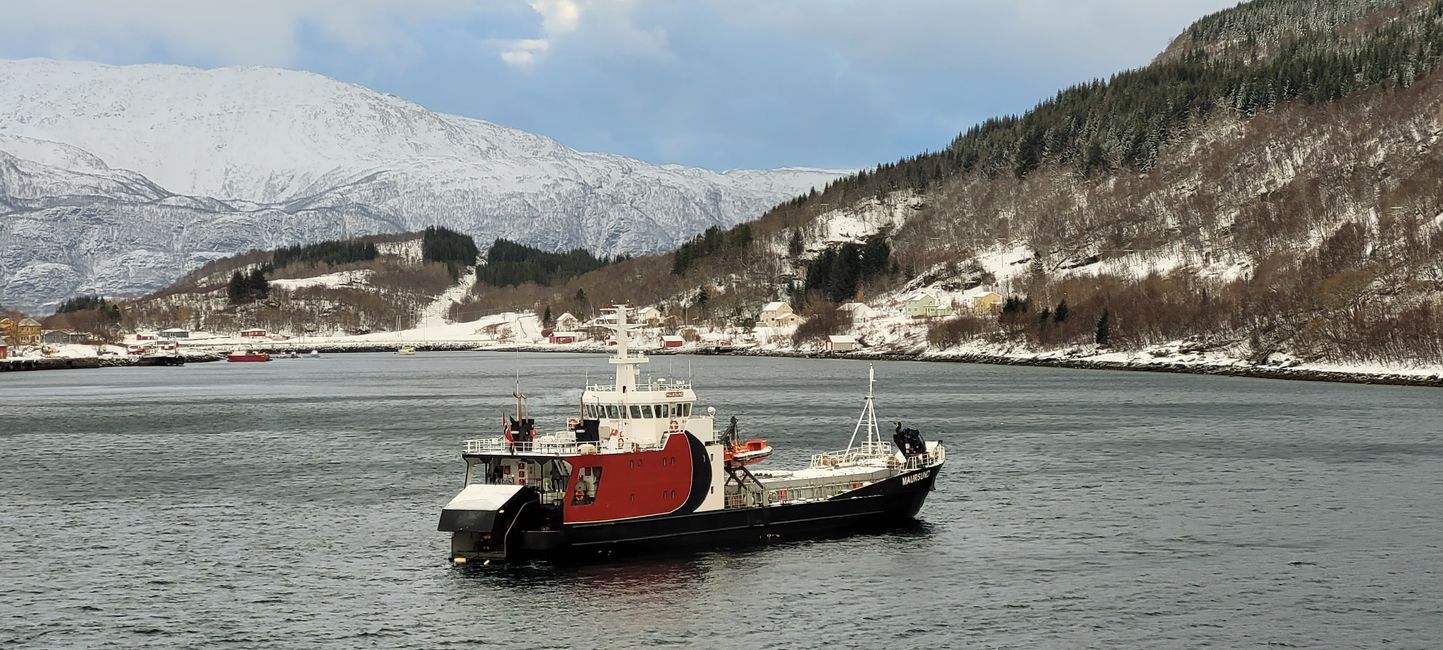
[0,0,1239,171]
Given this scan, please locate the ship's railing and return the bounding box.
[766,480,858,504]
[585,380,692,393]
[807,443,946,471]
[463,436,663,455]
[808,442,895,469]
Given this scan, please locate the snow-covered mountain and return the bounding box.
[0,59,844,313]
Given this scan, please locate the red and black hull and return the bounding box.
[457,465,942,562]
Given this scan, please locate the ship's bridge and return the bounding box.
[581,377,709,446]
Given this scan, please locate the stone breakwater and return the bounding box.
[0,354,221,372]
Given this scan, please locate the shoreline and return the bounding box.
[5,341,1439,388]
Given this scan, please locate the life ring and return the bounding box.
[669,419,680,432]
[610,428,619,437]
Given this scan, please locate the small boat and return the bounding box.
[725,438,773,467]
[227,349,271,362]
[396,346,417,356]
[719,415,772,467]
[308,349,321,358]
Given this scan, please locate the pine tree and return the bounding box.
[1095,309,1111,346]
[788,230,804,258]
[1053,299,1069,323]
[247,268,269,301]
[228,271,246,304]
[542,306,554,327]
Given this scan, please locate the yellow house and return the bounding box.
[17,318,42,345]
[970,291,1005,315]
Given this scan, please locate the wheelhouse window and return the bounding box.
[630,405,643,419]
[641,405,654,418]
[680,403,692,417]
[606,405,620,419]
[655,403,669,418]
[573,467,602,505]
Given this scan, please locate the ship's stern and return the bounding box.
[438,484,541,563]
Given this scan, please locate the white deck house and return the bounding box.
[825,335,859,352]
[760,302,800,327]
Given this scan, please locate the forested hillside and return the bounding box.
[120,229,478,335]
[459,0,1443,365]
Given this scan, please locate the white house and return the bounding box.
[825,335,859,352]
[554,312,581,332]
[903,292,952,319]
[635,306,663,326]
[760,301,800,327]
[838,302,879,322]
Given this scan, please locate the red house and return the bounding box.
[549,331,580,345]
[661,335,685,348]
[0,342,7,359]
[240,328,267,338]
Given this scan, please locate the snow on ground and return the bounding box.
[418,266,477,328]
[812,192,919,246]
[269,269,373,291]
[377,239,423,263]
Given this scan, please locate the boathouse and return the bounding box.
[549,331,580,344]
[159,328,190,339]
[41,330,90,345]
[660,335,685,348]
[0,342,8,359]
[825,335,859,352]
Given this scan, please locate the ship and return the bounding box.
[437,305,945,563]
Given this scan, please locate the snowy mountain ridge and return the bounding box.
[0,58,845,313]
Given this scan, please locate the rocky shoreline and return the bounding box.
[5,341,1438,388]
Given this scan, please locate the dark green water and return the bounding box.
[2,352,1440,648]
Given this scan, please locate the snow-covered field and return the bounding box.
[268,270,373,291]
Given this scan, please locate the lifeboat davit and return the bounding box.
[725,439,772,467]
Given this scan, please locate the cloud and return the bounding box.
[0,0,1244,171]
[0,0,474,66]
[498,0,669,67]
[499,0,582,67]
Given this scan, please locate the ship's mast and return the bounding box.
[604,304,647,392]
[845,364,882,454]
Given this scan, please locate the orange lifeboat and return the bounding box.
[724,438,772,467]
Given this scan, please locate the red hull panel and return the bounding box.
[562,433,700,524]
[227,354,270,362]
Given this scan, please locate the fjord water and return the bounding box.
[1,353,1440,648]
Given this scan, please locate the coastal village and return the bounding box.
[0,287,1007,362]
